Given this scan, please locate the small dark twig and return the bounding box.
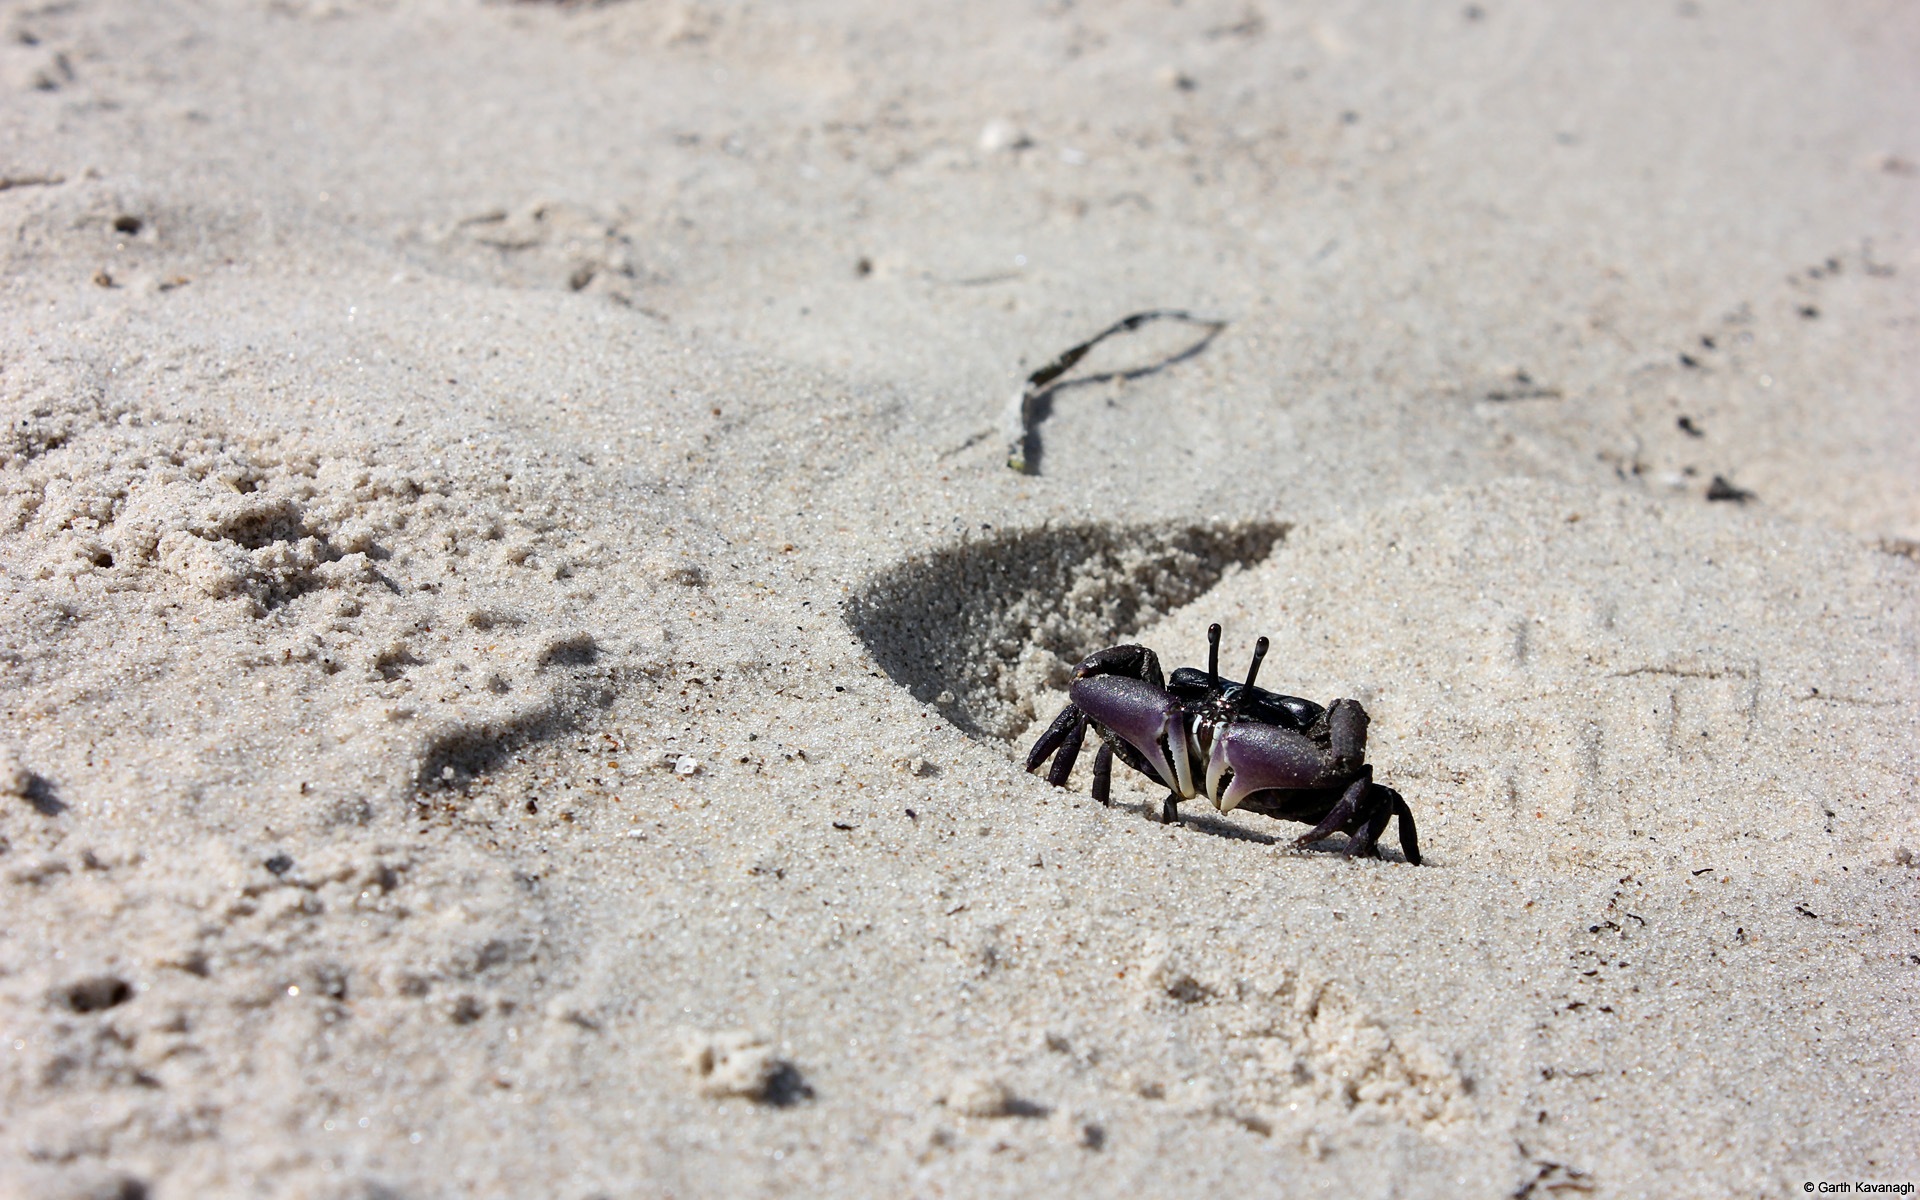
[0,173,66,192]
[1004,309,1227,473]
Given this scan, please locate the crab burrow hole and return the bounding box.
[845,521,1286,740]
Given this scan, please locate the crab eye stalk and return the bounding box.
[1207,623,1222,687]
[1241,635,1270,694]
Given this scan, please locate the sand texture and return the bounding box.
[2,2,1916,1197]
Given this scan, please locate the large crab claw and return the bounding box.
[1068,673,1190,794]
[1212,697,1369,813]
[1212,722,1328,813]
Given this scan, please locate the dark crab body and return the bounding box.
[1025,624,1420,864]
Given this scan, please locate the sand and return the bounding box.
[2,1,1916,1197]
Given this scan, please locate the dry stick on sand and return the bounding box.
[1003,309,1228,473]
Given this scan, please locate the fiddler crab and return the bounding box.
[1024,623,1420,864]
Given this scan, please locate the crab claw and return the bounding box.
[1069,672,1184,790]
[1215,720,1331,813]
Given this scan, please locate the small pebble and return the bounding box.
[944,1073,1012,1118]
[978,119,1031,154]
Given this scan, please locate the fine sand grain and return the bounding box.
[2,2,1916,1197]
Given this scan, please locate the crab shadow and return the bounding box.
[1111,799,1417,863]
[844,520,1286,740]
[1138,804,1279,845]
[1119,804,1292,848]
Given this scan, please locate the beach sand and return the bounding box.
[2,2,1915,1196]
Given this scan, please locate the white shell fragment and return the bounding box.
[944,1074,1014,1118]
[0,746,30,797]
[683,1030,780,1100]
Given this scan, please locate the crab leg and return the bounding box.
[1344,798,1390,858]
[1046,712,1088,788]
[1385,788,1422,865]
[1290,767,1371,851]
[1024,704,1084,774]
[1090,743,1113,805]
